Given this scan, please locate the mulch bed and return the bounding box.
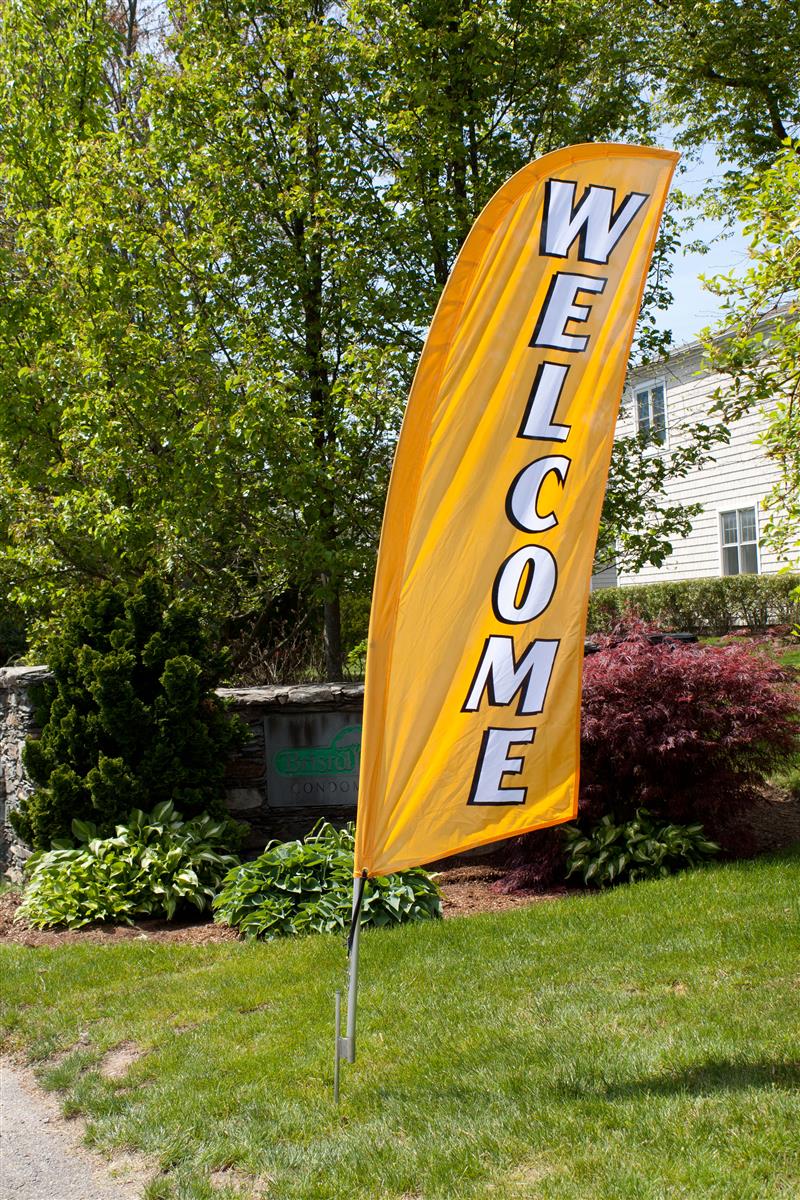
[2,785,797,949]
[0,862,558,948]
[737,784,800,854]
[0,891,241,948]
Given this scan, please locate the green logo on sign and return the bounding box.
[274,725,362,778]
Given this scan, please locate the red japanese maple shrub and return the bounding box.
[497,620,799,891]
[579,621,799,832]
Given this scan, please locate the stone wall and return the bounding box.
[0,666,364,876]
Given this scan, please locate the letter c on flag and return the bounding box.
[506,455,571,533]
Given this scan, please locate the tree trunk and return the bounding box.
[323,590,343,680]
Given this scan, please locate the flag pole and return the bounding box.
[333,989,342,1104]
[334,870,367,1101]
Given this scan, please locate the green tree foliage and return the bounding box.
[651,0,800,170]
[0,0,777,677]
[0,0,289,644]
[702,144,800,566]
[0,0,407,676]
[11,576,246,850]
[644,4,800,580]
[349,0,725,580]
[150,0,409,678]
[351,0,655,309]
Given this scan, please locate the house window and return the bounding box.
[720,506,759,575]
[634,380,667,444]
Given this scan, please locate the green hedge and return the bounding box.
[588,574,800,636]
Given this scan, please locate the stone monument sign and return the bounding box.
[264,710,362,807]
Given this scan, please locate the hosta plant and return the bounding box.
[564,810,719,888]
[16,801,242,929]
[213,821,442,940]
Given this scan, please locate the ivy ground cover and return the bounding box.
[2,849,799,1200]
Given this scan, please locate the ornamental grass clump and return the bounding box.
[213,821,442,940]
[16,802,242,929]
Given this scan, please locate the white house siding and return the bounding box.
[614,343,786,588]
[591,563,618,589]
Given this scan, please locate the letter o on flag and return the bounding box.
[492,545,557,624]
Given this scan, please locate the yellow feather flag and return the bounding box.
[354,144,678,878]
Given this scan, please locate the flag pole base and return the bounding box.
[333,990,342,1104]
[333,872,367,1101]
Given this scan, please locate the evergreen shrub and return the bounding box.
[11,576,247,849]
[588,573,800,635]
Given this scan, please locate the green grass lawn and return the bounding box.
[2,849,799,1200]
[778,643,800,671]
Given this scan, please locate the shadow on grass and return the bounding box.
[595,1060,800,1100]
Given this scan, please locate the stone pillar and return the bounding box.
[0,666,50,879]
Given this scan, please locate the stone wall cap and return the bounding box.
[0,668,365,704]
[217,682,365,705]
[0,665,52,689]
